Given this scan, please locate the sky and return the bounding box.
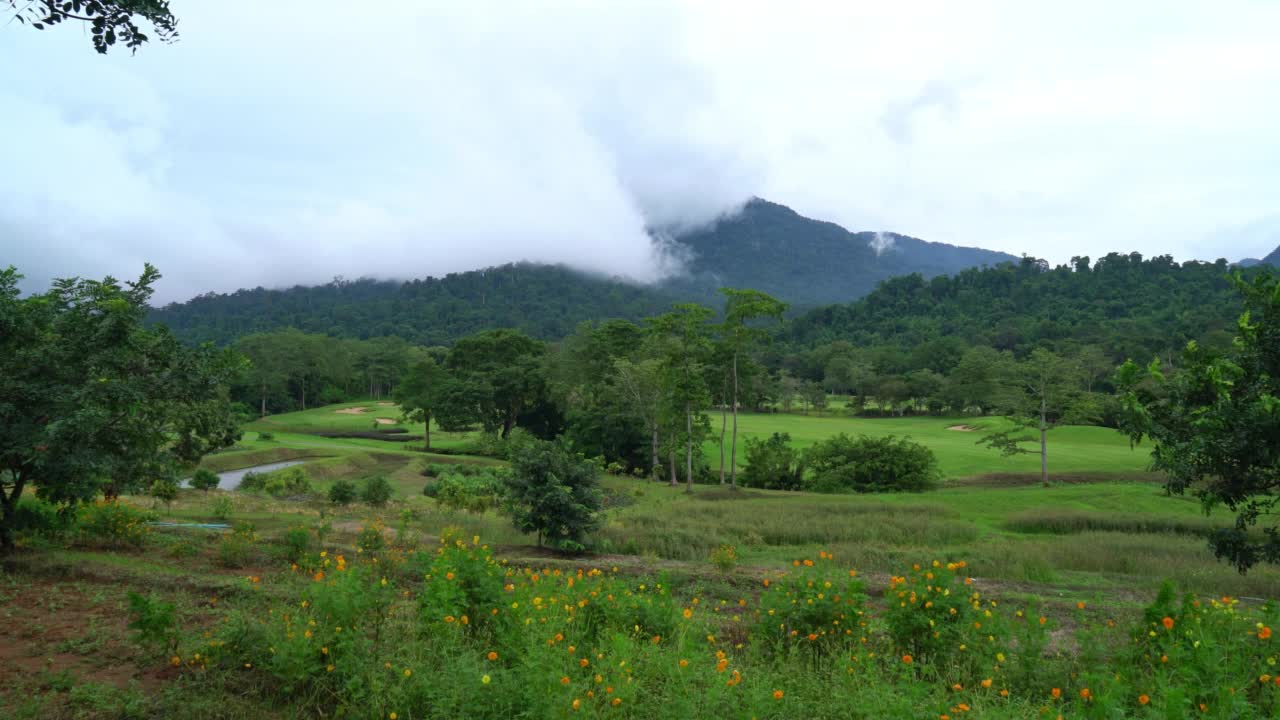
[3,1,1278,303]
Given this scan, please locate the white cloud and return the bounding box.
[2,0,1278,302]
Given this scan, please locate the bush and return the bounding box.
[709,544,738,572]
[218,523,257,568]
[190,468,220,493]
[211,496,234,523]
[150,477,179,509]
[257,431,275,441]
[754,551,866,655]
[126,591,177,655]
[256,467,312,498]
[804,433,940,493]
[328,479,358,505]
[431,471,505,513]
[12,497,77,542]
[739,432,805,490]
[238,471,266,492]
[76,500,154,548]
[283,526,311,563]
[357,519,386,552]
[360,475,395,506]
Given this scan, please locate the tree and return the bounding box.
[150,476,178,512]
[0,265,241,549]
[8,0,178,54]
[612,356,665,480]
[189,468,220,494]
[395,358,446,451]
[978,348,1082,486]
[503,436,602,551]
[445,329,546,438]
[235,333,290,417]
[719,289,788,488]
[1116,272,1280,572]
[648,304,714,493]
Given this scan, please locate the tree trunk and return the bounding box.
[1040,393,1048,487]
[651,425,660,482]
[669,442,677,486]
[718,401,727,485]
[260,383,267,417]
[300,380,306,411]
[730,352,740,488]
[685,405,694,494]
[424,412,432,452]
[0,470,26,551]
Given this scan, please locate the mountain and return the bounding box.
[662,198,1017,307]
[1239,244,1280,268]
[148,198,1018,346]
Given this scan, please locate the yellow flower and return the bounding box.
[390,714,397,720]
[571,699,581,711]
[403,668,412,677]
[482,674,491,685]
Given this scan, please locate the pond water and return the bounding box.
[203,460,306,490]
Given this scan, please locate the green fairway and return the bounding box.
[712,411,1150,478]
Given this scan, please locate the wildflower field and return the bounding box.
[3,404,1278,718]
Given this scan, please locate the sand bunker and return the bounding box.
[376,402,395,407]
[335,407,369,415]
[374,418,396,425]
[947,424,977,432]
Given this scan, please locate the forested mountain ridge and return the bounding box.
[783,253,1246,366]
[665,198,1018,306]
[150,264,677,347]
[149,198,1017,346]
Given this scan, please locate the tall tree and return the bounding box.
[8,0,178,54]
[648,304,714,493]
[0,265,240,549]
[1116,272,1280,572]
[719,289,788,488]
[445,329,546,438]
[395,358,446,451]
[613,355,665,480]
[978,348,1083,486]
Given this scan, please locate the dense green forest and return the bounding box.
[784,253,1242,369]
[149,264,676,347]
[148,199,1015,346]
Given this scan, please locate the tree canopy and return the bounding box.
[8,0,178,53]
[1116,271,1280,572]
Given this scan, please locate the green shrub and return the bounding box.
[126,591,177,654]
[12,497,77,542]
[211,496,234,523]
[432,471,505,513]
[504,436,601,551]
[360,475,394,506]
[76,500,154,548]
[218,523,257,568]
[282,526,311,563]
[357,519,386,552]
[150,477,179,509]
[882,559,1001,674]
[804,433,940,493]
[709,544,738,572]
[328,479,358,505]
[740,432,805,490]
[261,467,312,498]
[754,552,866,654]
[238,471,266,492]
[257,431,275,441]
[190,468,220,493]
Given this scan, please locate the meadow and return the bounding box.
[3,401,1277,719]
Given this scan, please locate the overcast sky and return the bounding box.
[3,1,1278,303]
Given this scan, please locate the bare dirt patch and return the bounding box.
[374,418,396,425]
[376,402,395,407]
[947,424,976,432]
[335,407,370,415]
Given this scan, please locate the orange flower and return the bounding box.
[1080,688,1092,701]
[487,651,498,661]
[902,654,913,664]
[560,676,571,686]
[611,698,621,707]
[313,571,325,582]
[678,659,688,668]
[772,690,784,700]
[1260,626,1273,640]
[1138,694,1150,706]
[579,658,590,668]
[1051,688,1061,699]
[683,608,693,619]
[1076,602,1086,610]
[571,699,581,711]
[1161,616,1175,630]
[999,689,1009,698]
[980,678,993,689]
